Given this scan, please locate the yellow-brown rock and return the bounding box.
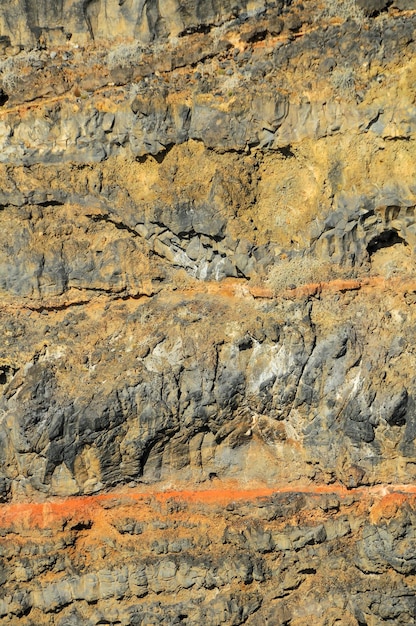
[0,0,415,623]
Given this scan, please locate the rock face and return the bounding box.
[0,0,416,622]
[1,487,416,625]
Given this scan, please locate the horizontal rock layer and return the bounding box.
[0,485,415,625]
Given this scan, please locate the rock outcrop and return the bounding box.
[0,0,415,622]
[1,486,416,625]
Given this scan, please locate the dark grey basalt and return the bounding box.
[1,290,415,498]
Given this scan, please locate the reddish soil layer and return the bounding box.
[2,481,416,529]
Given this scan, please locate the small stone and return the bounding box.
[269,17,284,35]
[286,14,302,32]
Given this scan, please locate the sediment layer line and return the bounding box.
[2,482,416,528]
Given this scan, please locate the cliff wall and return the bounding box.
[0,0,415,623]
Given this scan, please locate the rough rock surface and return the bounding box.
[1,486,416,625]
[0,0,415,623]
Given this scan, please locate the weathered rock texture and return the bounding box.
[0,0,416,622]
[1,485,416,625]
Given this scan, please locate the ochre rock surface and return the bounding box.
[0,0,416,623]
[1,483,416,625]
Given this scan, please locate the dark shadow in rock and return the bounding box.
[277,145,295,158]
[135,144,175,164]
[367,229,407,256]
[0,365,17,385]
[0,90,8,107]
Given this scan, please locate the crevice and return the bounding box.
[367,229,407,256]
[0,90,9,107]
[22,290,152,313]
[365,110,382,131]
[213,343,221,388]
[120,291,154,301]
[86,213,142,238]
[150,220,170,234]
[71,285,125,294]
[290,304,317,412]
[176,229,195,241]
[82,0,99,41]
[385,136,411,142]
[186,48,231,70]
[36,200,65,208]
[298,567,316,574]
[277,145,295,158]
[241,28,268,43]
[178,24,212,37]
[149,221,225,244]
[70,519,92,531]
[24,300,92,313]
[236,266,249,280]
[0,365,18,385]
[135,143,175,164]
[149,248,168,261]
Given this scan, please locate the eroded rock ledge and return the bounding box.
[0,485,415,625]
